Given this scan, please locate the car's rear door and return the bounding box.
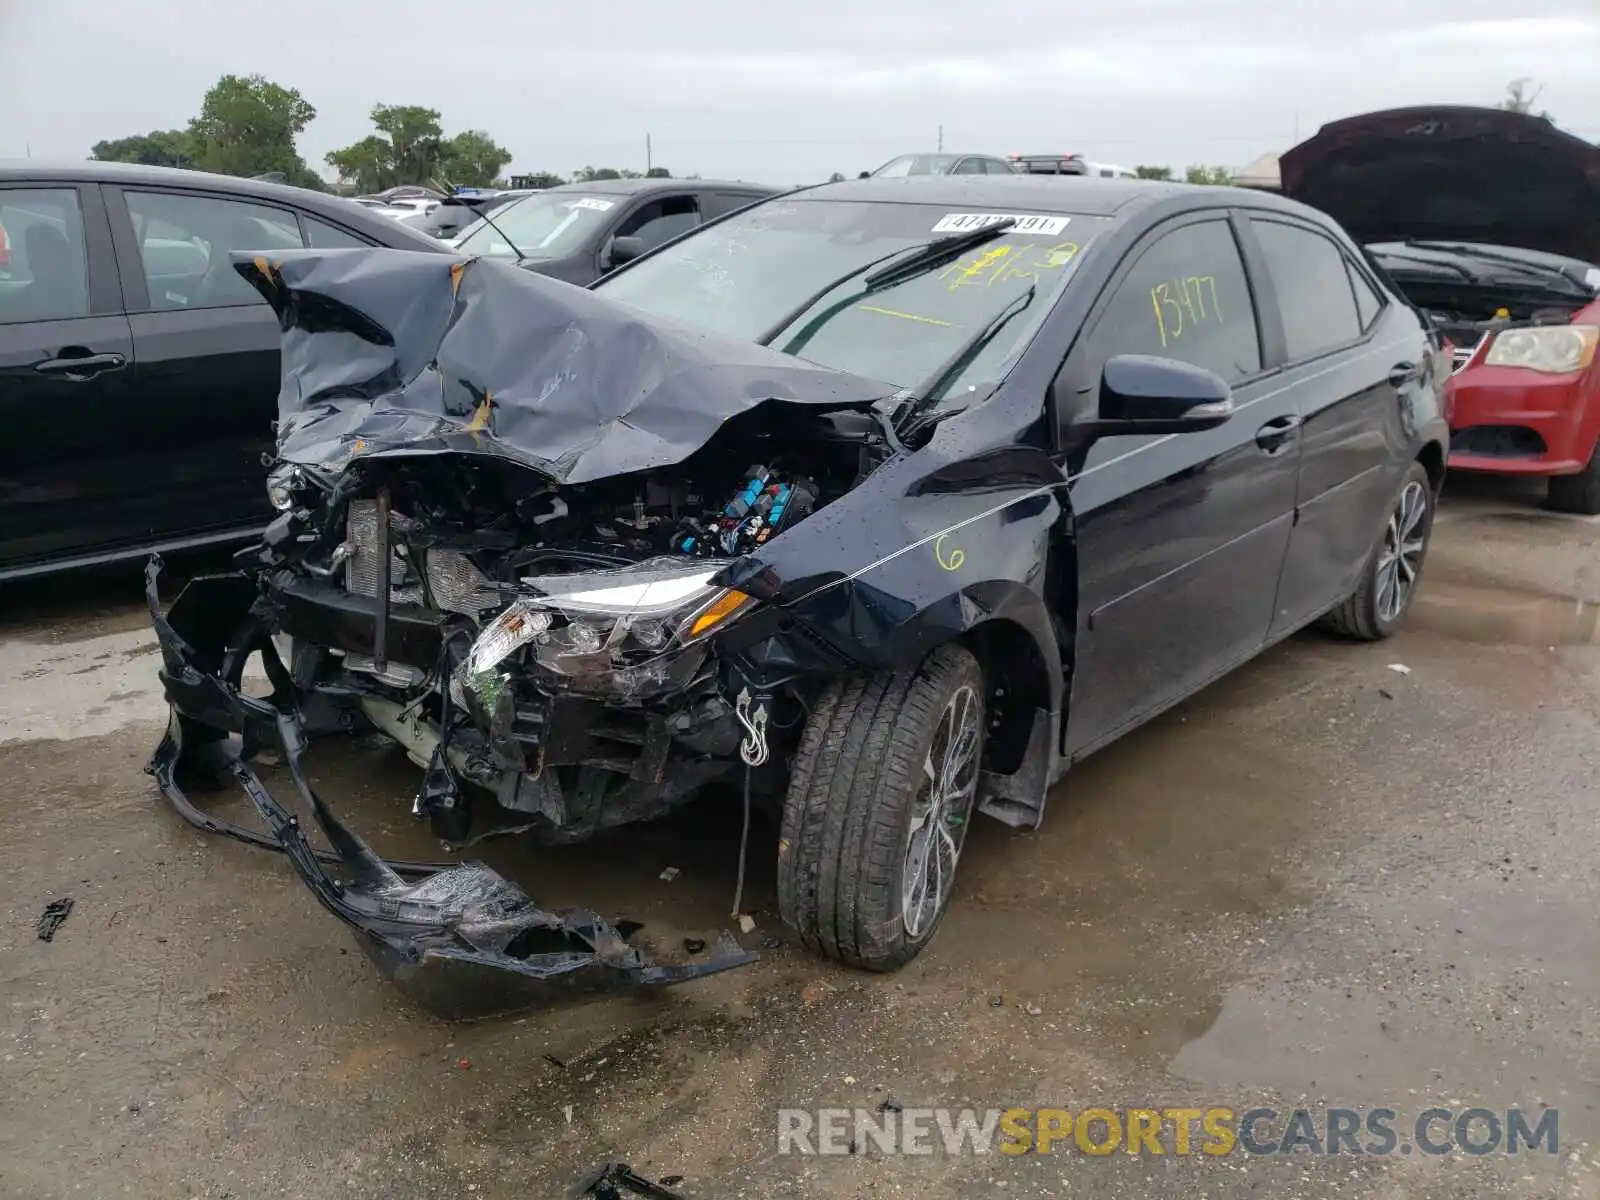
[1240,213,1416,636]
[1058,210,1300,756]
[0,181,142,572]
[102,183,308,544]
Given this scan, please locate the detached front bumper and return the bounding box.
[143,557,756,1020]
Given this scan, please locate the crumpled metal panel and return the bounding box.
[234,248,894,486]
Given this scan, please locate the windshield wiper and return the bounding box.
[1405,241,1592,294]
[896,284,1038,437]
[756,218,1018,349]
[1368,247,1480,283]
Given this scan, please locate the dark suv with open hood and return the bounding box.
[1281,106,1600,511]
[148,175,1448,1016]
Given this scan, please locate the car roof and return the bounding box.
[795,174,1338,223]
[0,159,450,248]
[543,177,778,196]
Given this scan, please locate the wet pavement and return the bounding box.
[3,474,1599,1198]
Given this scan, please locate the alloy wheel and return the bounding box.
[902,684,981,939]
[1376,480,1428,624]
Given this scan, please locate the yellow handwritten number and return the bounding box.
[934,533,965,571]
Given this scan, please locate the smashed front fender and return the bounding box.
[144,557,757,1020]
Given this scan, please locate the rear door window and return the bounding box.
[0,188,91,323]
[302,216,369,249]
[123,191,304,310]
[1250,218,1365,361]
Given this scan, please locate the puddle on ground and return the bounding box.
[1411,579,1600,647]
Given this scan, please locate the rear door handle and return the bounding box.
[1388,361,1422,388]
[34,352,126,381]
[1255,414,1301,452]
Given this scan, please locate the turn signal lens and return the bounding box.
[687,589,754,640]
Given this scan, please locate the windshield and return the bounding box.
[454,191,621,259]
[594,198,1109,410]
[873,154,963,178]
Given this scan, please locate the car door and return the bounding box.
[1057,211,1300,757]
[1241,214,1412,637]
[103,184,309,544]
[0,181,142,572]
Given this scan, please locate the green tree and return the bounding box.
[324,135,393,194]
[91,130,196,168]
[186,74,318,183]
[574,166,623,181]
[434,129,513,188]
[645,166,672,178]
[1183,164,1233,186]
[1500,78,1554,121]
[371,104,444,185]
[827,171,846,183]
[1134,165,1172,180]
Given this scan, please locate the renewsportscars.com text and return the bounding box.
[777,1105,1559,1157]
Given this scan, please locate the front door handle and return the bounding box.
[35,351,126,381]
[1255,414,1301,452]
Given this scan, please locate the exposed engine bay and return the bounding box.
[267,408,883,849]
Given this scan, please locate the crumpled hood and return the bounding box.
[1279,106,1600,264]
[236,248,894,485]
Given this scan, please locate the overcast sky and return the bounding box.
[2,1,1597,185]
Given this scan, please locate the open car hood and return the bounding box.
[1279,106,1600,264]
[236,249,894,485]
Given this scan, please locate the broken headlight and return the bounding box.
[1483,324,1599,375]
[266,463,304,512]
[464,557,757,694]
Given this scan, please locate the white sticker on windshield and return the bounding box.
[1586,267,1600,291]
[932,212,1069,237]
[569,197,615,212]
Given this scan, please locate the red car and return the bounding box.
[1282,106,1600,511]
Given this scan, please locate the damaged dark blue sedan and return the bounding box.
[149,176,1450,1015]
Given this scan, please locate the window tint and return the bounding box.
[0,188,90,323]
[619,196,700,251]
[1252,219,1363,361]
[125,191,303,310]
[1088,218,1261,384]
[982,158,1013,175]
[303,216,369,248]
[1347,259,1383,330]
[953,157,987,175]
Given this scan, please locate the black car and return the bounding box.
[148,175,1448,1016]
[0,161,450,579]
[448,177,780,284]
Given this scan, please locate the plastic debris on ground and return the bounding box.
[36,897,74,942]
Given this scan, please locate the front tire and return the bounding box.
[777,644,985,970]
[1546,439,1600,514]
[1322,461,1435,641]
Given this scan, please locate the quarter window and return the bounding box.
[303,216,368,248]
[1251,218,1364,361]
[124,191,304,311]
[0,188,91,323]
[1347,259,1383,331]
[1088,218,1262,384]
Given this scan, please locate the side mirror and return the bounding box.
[1094,354,1234,434]
[606,235,645,268]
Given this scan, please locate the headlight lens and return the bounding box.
[462,557,758,694]
[1483,324,1598,374]
[265,463,303,512]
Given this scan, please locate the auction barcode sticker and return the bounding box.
[932,212,1070,236]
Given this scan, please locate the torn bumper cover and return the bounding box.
[144,559,756,1019]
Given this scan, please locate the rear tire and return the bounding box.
[1322,461,1434,641]
[777,644,985,971]
[1545,440,1600,514]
